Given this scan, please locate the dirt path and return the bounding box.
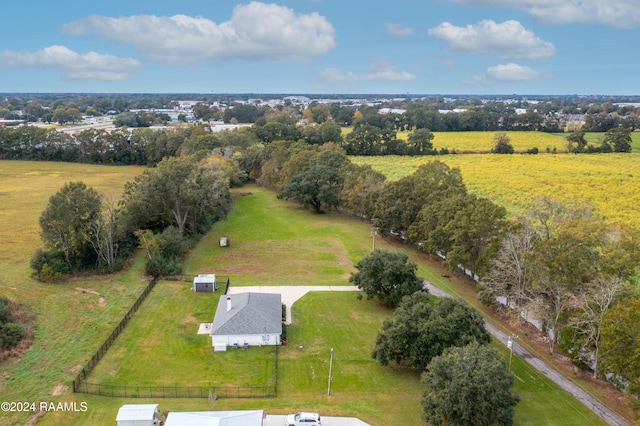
[424,282,630,426]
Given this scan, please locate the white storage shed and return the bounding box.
[115,404,159,426]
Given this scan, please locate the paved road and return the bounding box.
[424,282,631,426]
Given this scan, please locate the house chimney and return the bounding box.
[226,296,232,312]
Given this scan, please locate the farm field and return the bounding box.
[343,127,640,153]
[352,153,640,227]
[44,186,607,425]
[418,131,566,153]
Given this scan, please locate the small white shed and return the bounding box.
[193,274,217,292]
[116,404,159,426]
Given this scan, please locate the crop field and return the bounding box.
[343,128,640,153]
[411,131,566,153]
[352,153,640,227]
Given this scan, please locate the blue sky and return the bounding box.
[1,0,639,95]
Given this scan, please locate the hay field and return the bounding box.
[0,160,145,425]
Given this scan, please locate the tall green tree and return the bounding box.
[349,250,423,307]
[600,295,640,412]
[371,292,490,370]
[407,128,435,155]
[421,342,519,426]
[120,156,231,236]
[603,126,632,152]
[566,130,588,152]
[372,161,466,238]
[277,164,341,213]
[492,132,515,154]
[38,181,102,268]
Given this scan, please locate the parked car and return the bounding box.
[285,412,321,426]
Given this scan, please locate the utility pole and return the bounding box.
[371,227,378,252]
[327,347,334,396]
[507,334,517,373]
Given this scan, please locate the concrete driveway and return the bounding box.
[226,285,360,324]
[264,414,371,426]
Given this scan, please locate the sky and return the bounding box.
[1,0,639,95]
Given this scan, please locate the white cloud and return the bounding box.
[448,0,640,28]
[385,23,415,37]
[61,2,336,64]
[466,62,553,83]
[321,61,416,83]
[0,45,142,80]
[428,20,556,60]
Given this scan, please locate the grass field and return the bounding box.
[352,153,640,227]
[0,160,146,425]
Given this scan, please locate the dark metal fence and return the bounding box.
[74,383,276,399]
[72,277,159,393]
[74,344,278,399]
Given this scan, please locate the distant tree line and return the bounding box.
[0,125,261,166]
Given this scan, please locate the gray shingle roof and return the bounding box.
[210,293,282,336]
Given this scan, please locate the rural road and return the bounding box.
[424,282,631,426]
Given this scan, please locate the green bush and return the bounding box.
[0,297,9,324]
[38,263,64,283]
[30,248,71,277]
[0,323,26,349]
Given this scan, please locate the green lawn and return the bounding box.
[182,189,372,286]
[87,281,277,388]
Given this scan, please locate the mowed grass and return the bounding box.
[182,188,373,286]
[352,153,640,227]
[0,160,146,425]
[87,281,277,387]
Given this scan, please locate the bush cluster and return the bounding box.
[0,296,26,350]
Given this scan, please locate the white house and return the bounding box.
[193,274,217,292]
[164,410,264,426]
[210,293,282,351]
[116,404,159,426]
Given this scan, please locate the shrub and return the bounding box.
[0,297,9,324]
[0,323,26,349]
[30,248,70,278]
